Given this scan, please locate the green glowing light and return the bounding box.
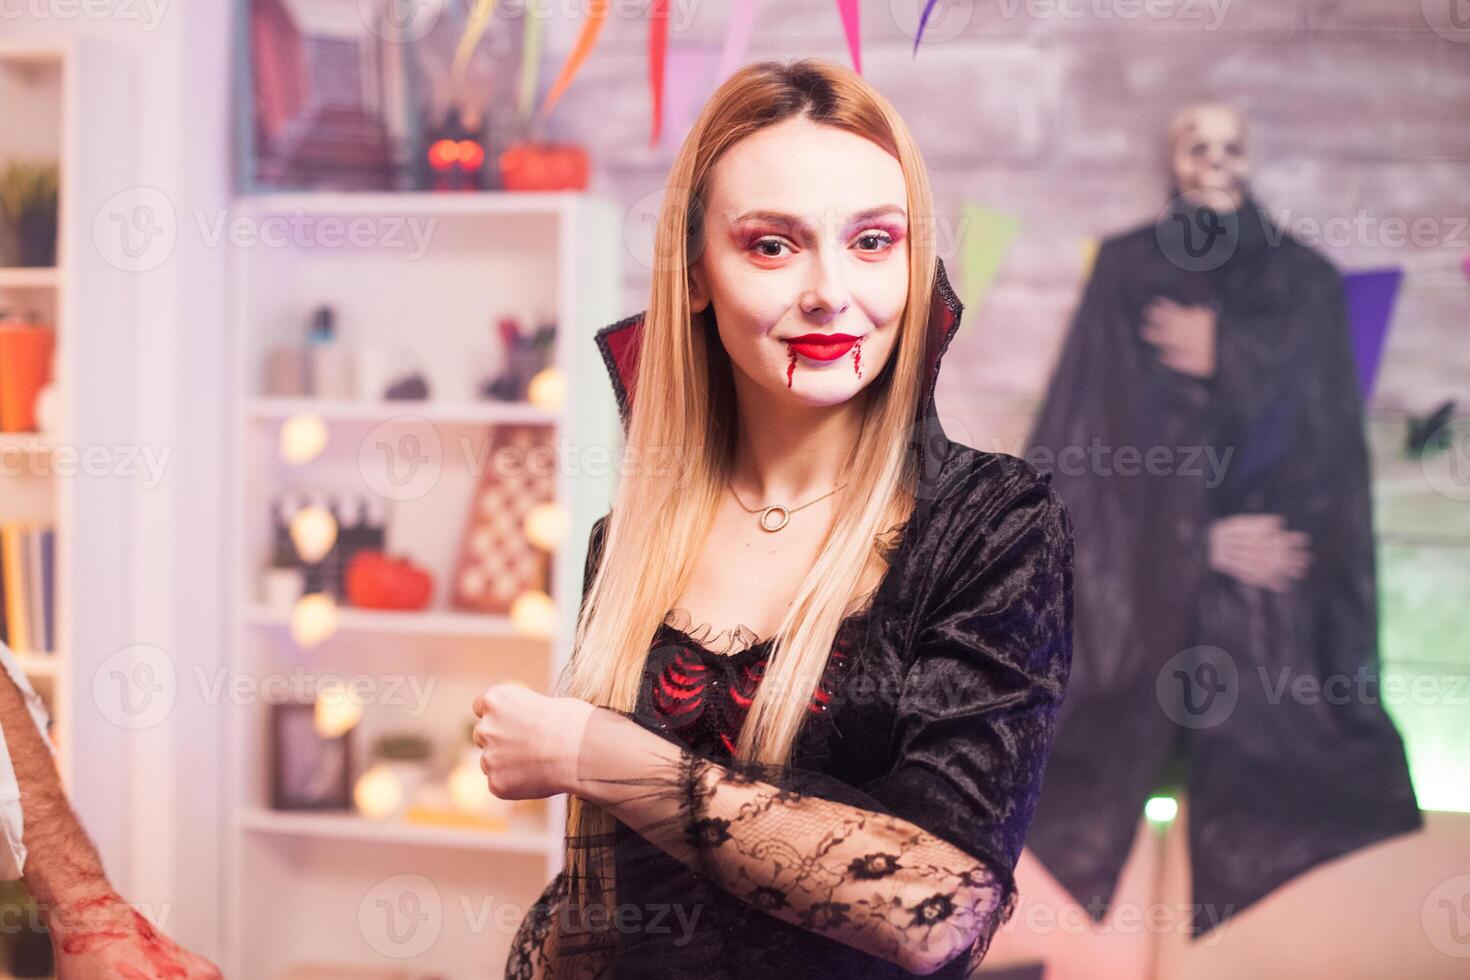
[1145,796,1178,823]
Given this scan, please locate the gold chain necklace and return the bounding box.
[727,479,846,532]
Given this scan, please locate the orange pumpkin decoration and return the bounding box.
[498,141,589,192]
[345,551,434,611]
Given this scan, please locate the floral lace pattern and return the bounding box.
[505,706,1015,979]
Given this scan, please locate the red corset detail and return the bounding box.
[649,627,849,757]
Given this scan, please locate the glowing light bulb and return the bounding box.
[527,367,565,412]
[509,590,556,638]
[290,592,338,648]
[279,414,328,464]
[448,755,512,821]
[523,503,568,551]
[314,680,362,738]
[354,763,403,820]
[290,505,338,564]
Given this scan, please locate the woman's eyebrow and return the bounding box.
[732,205,907,237]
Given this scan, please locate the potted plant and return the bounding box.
[353,731,435,821]
[0,160,60,267]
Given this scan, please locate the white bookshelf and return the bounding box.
[245,396,558,427]
[237,807,558,856]
[243,603,519,639]
[0,267,59,290]
[0,41,66,780]
[227,191,621,978]
[0,36,137,977]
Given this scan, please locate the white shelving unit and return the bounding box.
[227,191,621,978]
[0,33,134,793]
[0,40,67,790]
[236,807,557,856]
[245,396,559,427]
[242,603,520,639]
[0,37,137,978]
[0,267,59,289]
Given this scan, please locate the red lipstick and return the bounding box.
[786,332,860,362]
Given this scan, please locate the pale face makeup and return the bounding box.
[687,115,910,410]
[1169,104,1250,211]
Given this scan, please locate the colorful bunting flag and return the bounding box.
[539,0,610,121]
[1342,267,1403,401]
[958,203,1021,330]
[836,0,861,75]
[715,0,761,86]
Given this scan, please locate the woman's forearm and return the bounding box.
[569,706,1007,975]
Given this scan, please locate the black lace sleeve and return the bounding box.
[505,868,617,980]
[560,467,1074,977]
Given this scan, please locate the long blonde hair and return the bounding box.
[557,57,940,897]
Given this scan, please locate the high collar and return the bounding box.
[594,256,964,456]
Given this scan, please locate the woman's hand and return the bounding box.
[50,890,223,980]
[471,684,597,800]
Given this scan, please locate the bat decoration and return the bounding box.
[1405,399,1457,458]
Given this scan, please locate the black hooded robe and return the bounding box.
[1021,197,1423,938]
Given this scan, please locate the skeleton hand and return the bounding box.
[1208,513,1312,594]
[1142,298,1217,378]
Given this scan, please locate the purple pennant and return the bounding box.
[913,0,941,55]
[1342,267,1403,401]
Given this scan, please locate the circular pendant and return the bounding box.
[759,505,790,532]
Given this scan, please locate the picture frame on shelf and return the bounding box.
[269,701,354,811]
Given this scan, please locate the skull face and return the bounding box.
[1168,103,1250,212]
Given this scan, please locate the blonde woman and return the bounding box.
[473,58,1073,979]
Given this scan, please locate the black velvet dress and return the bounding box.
[504,258,1076,978]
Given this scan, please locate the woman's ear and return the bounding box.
[687,261,711,314]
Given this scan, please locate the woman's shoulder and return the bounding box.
[919,443,1071,540]
[899,445,1074,682]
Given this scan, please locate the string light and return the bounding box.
[509,590,556,638]
[279,413,328,464]
[289,505,338,565]
[290,592,339,648]
[354,763,403,820]
[523,502,568,551]
[314,679,363,738]
[527,367,565,412]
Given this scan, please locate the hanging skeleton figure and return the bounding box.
[1022,103,1422,937]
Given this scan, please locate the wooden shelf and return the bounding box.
[244,397,556,426]
[237,190,590,219]
[0,266,59,289]
[14,652,58,679]
[242,603,524,639]
[0,432,55,454]
[237,807,555,854]
[0,37,67,66]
